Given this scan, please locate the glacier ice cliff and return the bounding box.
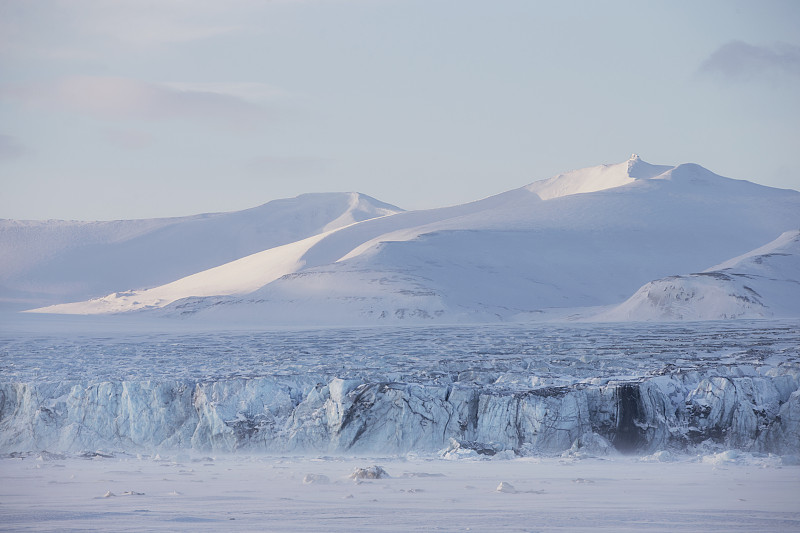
[3,364,799,456]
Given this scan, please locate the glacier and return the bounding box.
[3,322,798,456]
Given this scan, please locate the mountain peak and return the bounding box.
[627,153,643,175]
[626,154,673,180]
[525,155,673,201]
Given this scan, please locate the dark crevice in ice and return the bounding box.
[613,383,646,453]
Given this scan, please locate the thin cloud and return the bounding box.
[162,82,286,104]
[0,134,26,160]
[0,76,270,130]
[0,1,329,60]
[104,129,154,150]
[60,0,241,46]
[91,16,239,46]
[0,2,231,60]
[698,41,800,82]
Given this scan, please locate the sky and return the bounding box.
[1,0,799,220]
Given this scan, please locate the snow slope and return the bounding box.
[1,193,401,308]
[595,230,800,321]
[25,155,800,322]
[30,231,334,314]
[524,153,671,200]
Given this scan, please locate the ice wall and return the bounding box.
[2,364,799,456]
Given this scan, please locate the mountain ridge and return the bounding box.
[1,192,402,308]
[25,156,800,323]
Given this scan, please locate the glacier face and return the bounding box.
[2,323,799,456]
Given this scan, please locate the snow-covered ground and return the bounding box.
[596,230,800,321]
[2,452,798,532]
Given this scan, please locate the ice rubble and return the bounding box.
[2,364,798,456]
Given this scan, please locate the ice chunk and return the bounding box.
[349,466,389,480]
[302,474,330,484]
[496,482,516,493]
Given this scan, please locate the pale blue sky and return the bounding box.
[1,0,799,220]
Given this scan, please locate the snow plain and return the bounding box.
[2,452,799,532]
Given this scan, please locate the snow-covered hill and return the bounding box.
[594,230,800,321]
[25,155,800,323]
[1,192,401,308]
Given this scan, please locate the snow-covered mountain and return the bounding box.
[25,155,800,322]
[0,192,401,308]
[595,229,800,321]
